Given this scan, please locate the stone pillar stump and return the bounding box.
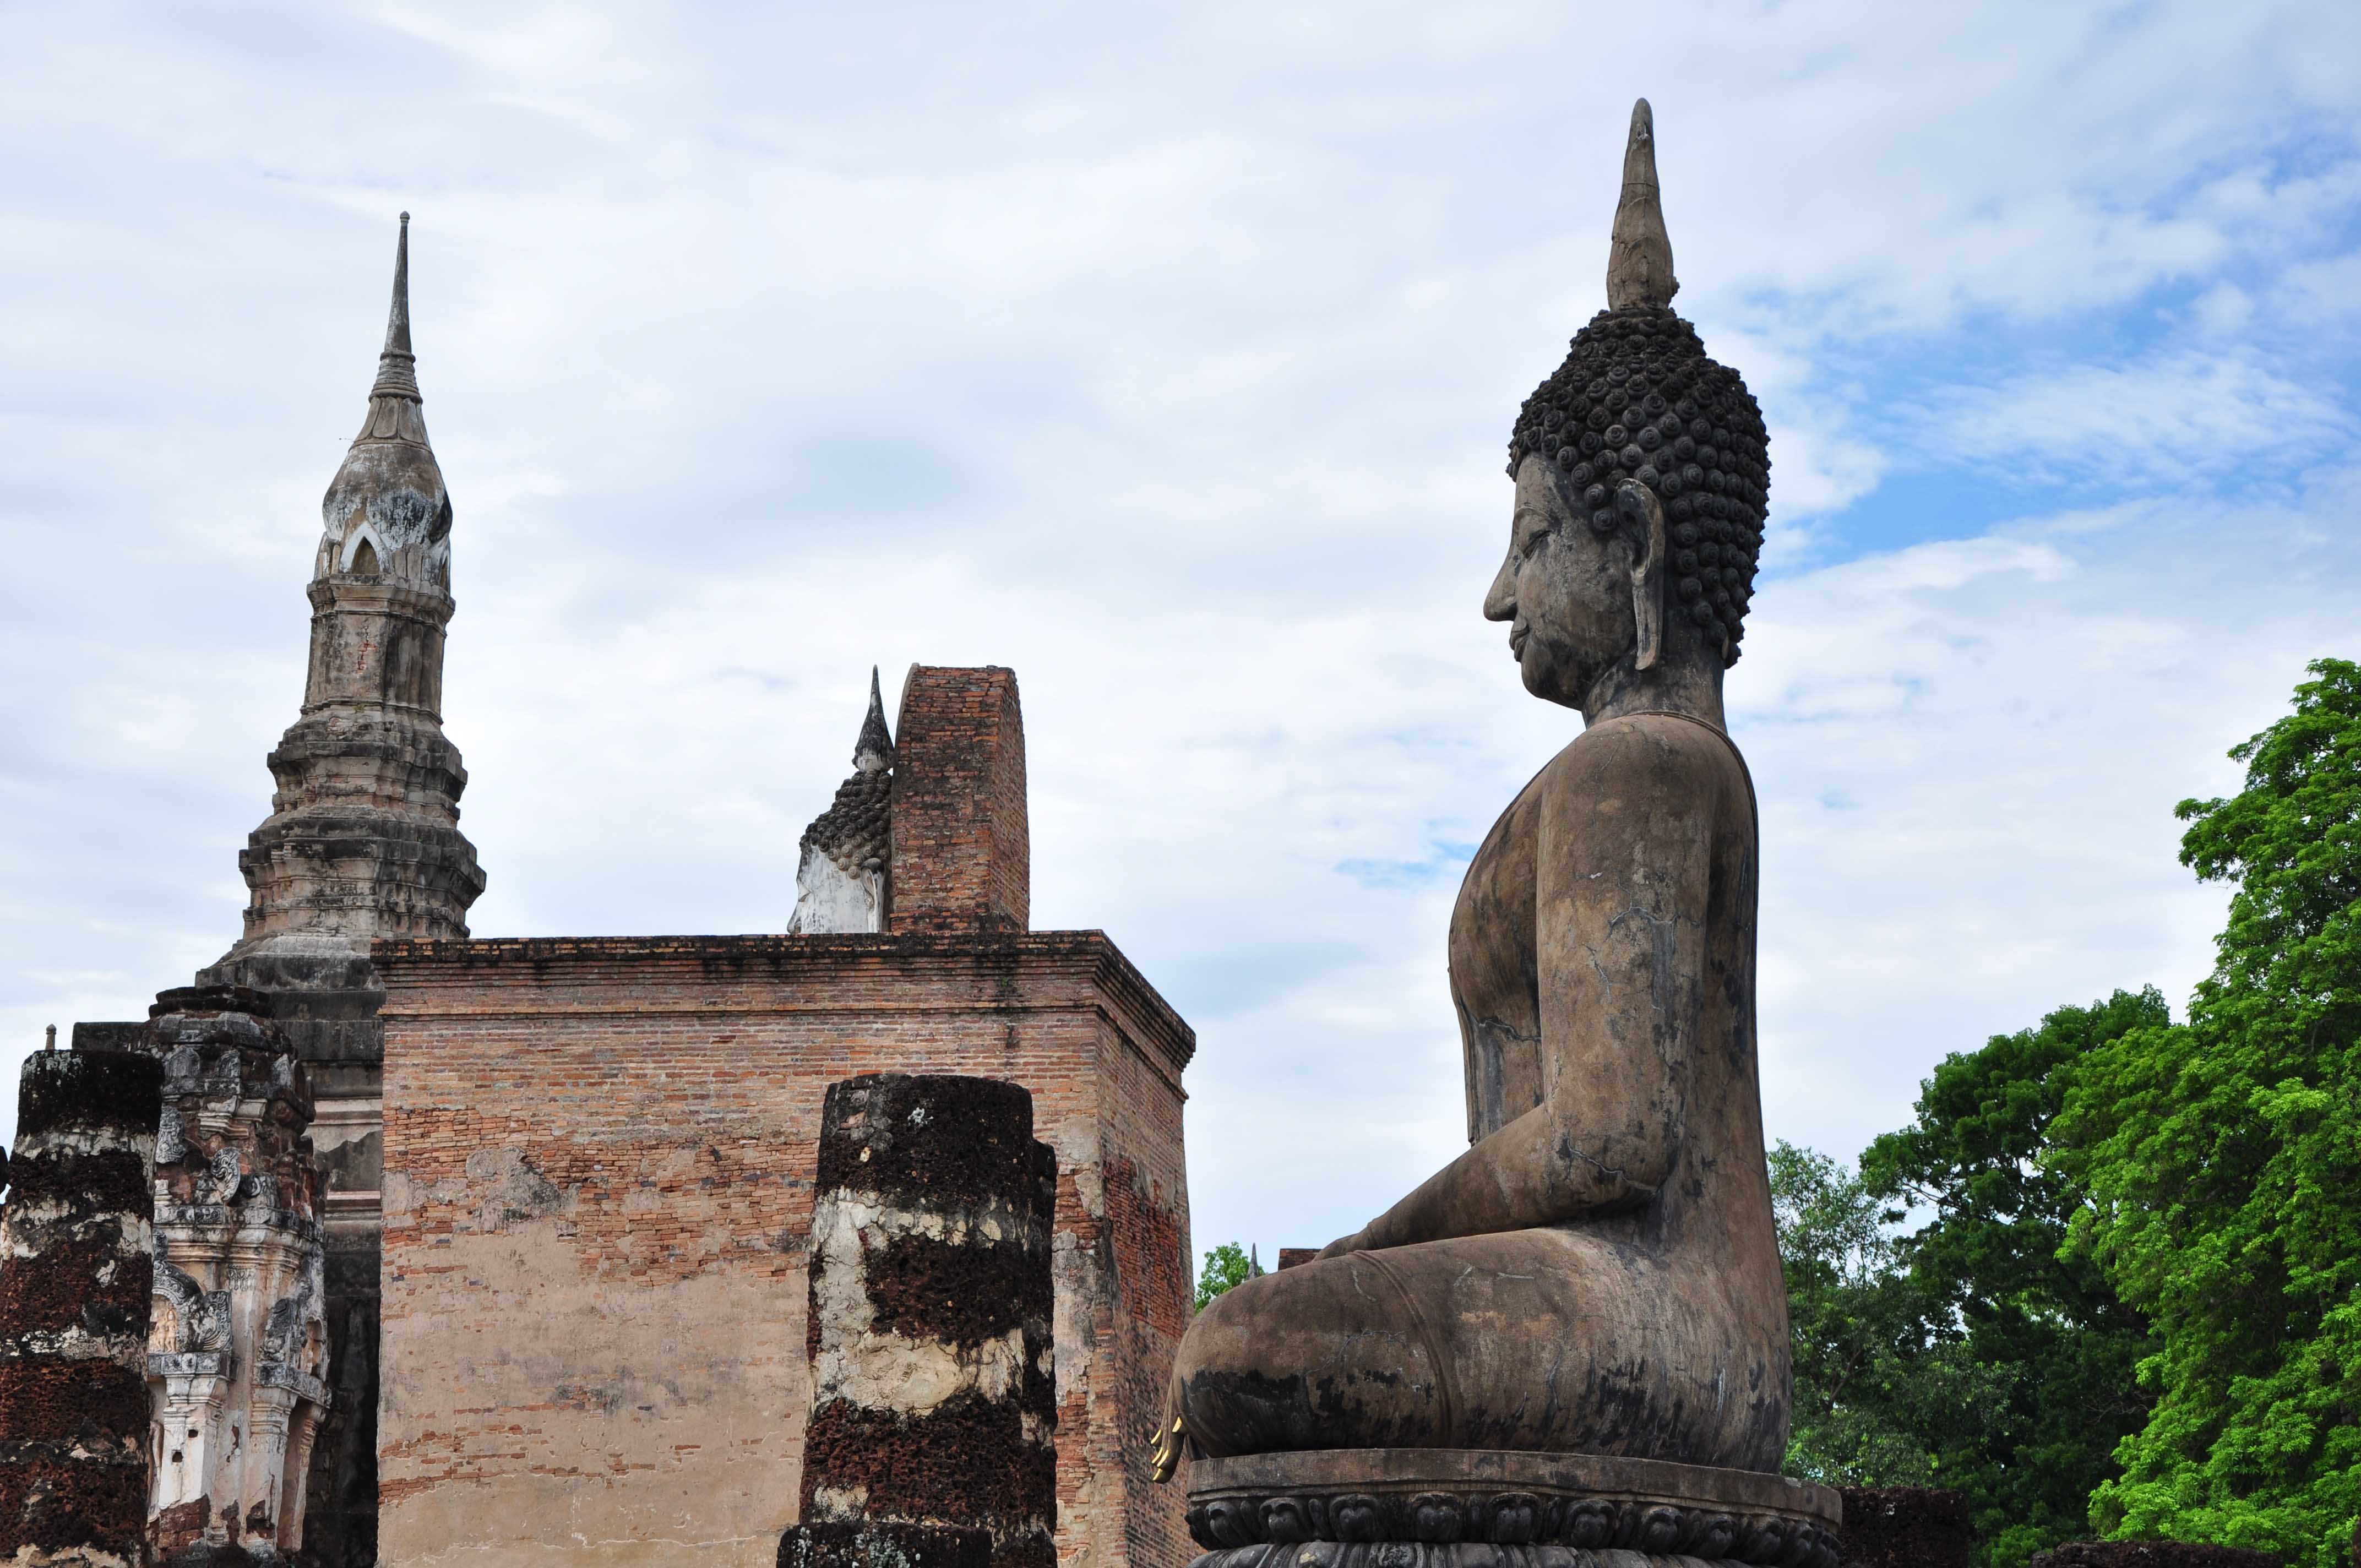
[0,1048,163,1568]
[780,1072,1056,1568]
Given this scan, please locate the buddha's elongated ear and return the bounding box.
[1617,480,1668,671]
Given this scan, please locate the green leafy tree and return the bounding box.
[1772,1141,2004,1488]
[2058,658,2361,1568]
[1195,1242,1258,1311]
[1860,992,2163,1566]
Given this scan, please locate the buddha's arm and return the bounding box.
[1323,723,1714,1255]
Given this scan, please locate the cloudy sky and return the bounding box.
[3,2,2357,1262]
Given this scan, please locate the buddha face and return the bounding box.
[1484,454,1645,709]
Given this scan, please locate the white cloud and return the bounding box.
[1923,349,2352,489]
[2190,282,2255,339]
[1,0,2358,1265]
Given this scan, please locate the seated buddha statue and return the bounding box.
[1158,100,1788,1480]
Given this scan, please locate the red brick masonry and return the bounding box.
[0,1050,162,1568]
[891,667,1030,935]
[374,932,1193,1568]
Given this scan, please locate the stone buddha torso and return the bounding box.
[1166,711,1788,1472]
[1446,710,1786,1465]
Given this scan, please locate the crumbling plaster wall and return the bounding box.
[373,933,1192,1568]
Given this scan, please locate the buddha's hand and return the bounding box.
[1149,1379,1189,1484]
[1313,1226,1372,1260]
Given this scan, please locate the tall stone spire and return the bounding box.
[189,213,481,1567]
[205,212,485,988]
[1606,98,1678,310]
[384,212,412,355]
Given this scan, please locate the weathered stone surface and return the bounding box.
[71,1024,146,1057]
[1162,101,1796,1535]
[1192,1546,1802,1568]
[782,1074,1056,1568]
[0,1048,162,1568]
[1183,1449,1839,1568]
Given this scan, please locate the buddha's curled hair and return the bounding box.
[1508,305,1769,665]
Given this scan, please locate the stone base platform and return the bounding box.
[1184,1450,1842,1568]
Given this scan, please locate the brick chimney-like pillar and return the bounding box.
[888,666,1029,934]
[780,1073,1056,1568]
[0,1048,163,1568]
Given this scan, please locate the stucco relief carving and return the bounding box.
[150,1238,230,1357]
[143,988,330,1560]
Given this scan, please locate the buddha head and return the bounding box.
[1486,102,1769,711]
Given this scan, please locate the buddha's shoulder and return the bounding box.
[1482,717,1753,846]
[1466,717,1744,878]
[1542,711,1747,788]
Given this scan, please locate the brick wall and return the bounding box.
[373,934,1193,1568]
[890,667,1029,934]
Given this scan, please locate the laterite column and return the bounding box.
[780,1073,1056,1568]
[0,1049,164,1568]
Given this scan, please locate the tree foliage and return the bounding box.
[1195,1241,1256,1311]
[2057,658,2361,1568]
[1774,1140,1980,1487]
[1776,988,2161,1568]
[1859,991,2164,1566]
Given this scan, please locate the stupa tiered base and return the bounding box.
[1184,1450,1842,1568]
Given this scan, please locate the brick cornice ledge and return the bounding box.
[371,930,1196,1073]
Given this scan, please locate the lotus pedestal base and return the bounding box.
[1183,1449,1842,1568]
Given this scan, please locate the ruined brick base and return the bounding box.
[780,1520,993,1568]
[161,1545,274,1568]
[2031,1545,2287,1568]
[1836,1487,1973,1568]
